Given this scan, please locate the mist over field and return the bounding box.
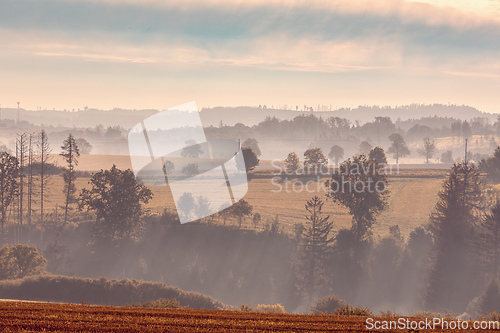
[1,104,500,320]
[2,0,500,331]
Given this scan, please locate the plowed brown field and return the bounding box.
[0,301,497,332]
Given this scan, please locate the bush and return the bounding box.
[238,304,286,314]
[478,312,500,321]
[412,311,444,319]
[379,310,401,317]
[334,304,372,316]
[311,295,347,314]
[0,274,225,310]
[255,304,286,314]
[132,298,185,309]
[0,244,47,280]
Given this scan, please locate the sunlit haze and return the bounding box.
[1,0,499,112]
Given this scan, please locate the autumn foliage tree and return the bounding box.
[368,147,387,165]
[78,165,153,245]
[0,244,46,280]
[304,148,327,172]
[284,152,300,173]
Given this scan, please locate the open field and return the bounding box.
[2,301,497,333]
[10,159,448,238]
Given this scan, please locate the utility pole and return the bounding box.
[17,102,20,124]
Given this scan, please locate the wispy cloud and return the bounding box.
[1,0,500,111]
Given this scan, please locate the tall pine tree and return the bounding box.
[297,196,333,299]
[60,134,80,225]
[426,161,483,312]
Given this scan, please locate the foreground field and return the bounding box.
[1,301,496,333]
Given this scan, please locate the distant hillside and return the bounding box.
[0,104,496,129]
[199,104,497,127]
[0,108,158,129]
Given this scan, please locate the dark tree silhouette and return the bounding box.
[284,152,300,173]
[297,196,333,297]
[37,130,53,242]
[237,147,259,172]
[226,199,253,227]
[420,137,436,164]
[475,200,500,280]
[328,145,344,167]
[61,134,80,225]
[304,148,327,172]
[75,138,92,154]
[426,161,483,312]
[78,165,153,245]
[358,141,372,155]
[252,213,261,229]
[388,133,410,164]
[242,138,261,157]
[0,152,20,236]
[368,147,387,165]
[326,154,389,240]
[479,146,500,183]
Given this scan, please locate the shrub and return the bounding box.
[379,310,401,317]
[239,304,254,312]
[132,298,185,309]
[239,304,286,314]
[478,312,500,321]
[0,244,47,280]
[311,295,347,315]
[0,274,225,310]
[334,304,372,316]
[412,311,444,319]
[255,304,286,314]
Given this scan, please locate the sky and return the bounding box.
[1,0,500,113]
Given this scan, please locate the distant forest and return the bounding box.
[1,104,499,161]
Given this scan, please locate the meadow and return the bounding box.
[17,154,449,239]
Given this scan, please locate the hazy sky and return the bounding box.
[1,0,500,112]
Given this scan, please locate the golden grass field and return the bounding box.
[2,301,498,333]
[15,154,449,239]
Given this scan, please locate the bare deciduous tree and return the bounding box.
[60,134,80,225]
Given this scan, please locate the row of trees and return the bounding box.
[0,132,81,242]
[282,133,436,173]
